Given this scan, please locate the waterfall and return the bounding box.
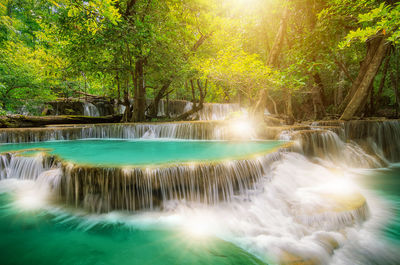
[157,99,165,116]
[289,129,382,168]
[178,101,241,120]
[195,103,241,120]
[83,102,100,117]
[159,152,399,264]
[279,120,400,168]
[0,150,281,212]
[309,119,400,162]
[0,122,228,143]
[1,119,400,264]
[344,120,400,162]
[118,104,126,115]
[143,99,241,120]
[0,153,56,181]
[183,101,193,113]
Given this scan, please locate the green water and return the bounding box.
[0,139,285,166]
[0,192,265,265]
[356,164,400,241]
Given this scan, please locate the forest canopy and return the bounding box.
[1,0,399,121]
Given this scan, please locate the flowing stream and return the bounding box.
[0,120,399,264]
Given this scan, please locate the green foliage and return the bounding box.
[1,0,399,118]
[341,2,400,47]
[0,40,55,112]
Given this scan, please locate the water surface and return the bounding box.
[0,139,285,166]
[0,190,265,265]
[355,164,400,242]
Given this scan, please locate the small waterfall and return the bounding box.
[64,153,280,212]
[154,100,241,120]
[0,122,228,143]
[279,120,400,168]
[118,104,126,115]
[344,120,400,162]
[0,153,56,181]
[0,154,10,179]
[183,101,193,113]
[141,128,156,139]
[80,122,227,140]
[150,100,241,119]
[289,130,382,168]
[196,103,241,120]
[157,99,165,116]
[0,150,281,213]
[83,102,100,117]
[116,99,240,119]
[309,120,400,162]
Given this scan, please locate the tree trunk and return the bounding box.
[251,90,267,121]
[132,59,146,122]
[369,83,375,115]
[191,80,196,103]
[312,84,325,120]
[284,87,294,124]
[340,36,389,120]
[313,73,326,106]
[334,55,354,84]
[267,1,288,67]
[375,49,391,110]
[268,94,278,114]
[148,80,172,118]
[391,67,400,116]
[175,79,207,120]
[252,0,288,119]
[360,83,373,117]
[166,93,170,117]
[116,72,121,102]
[122,77,131,122]
[338,35,385,113]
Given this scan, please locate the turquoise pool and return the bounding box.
[356,164,400,242]
[0,139,286,166]
[0,192,265,265]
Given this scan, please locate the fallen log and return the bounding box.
[0,114,122,128]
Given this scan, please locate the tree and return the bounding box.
[340,2,400,120]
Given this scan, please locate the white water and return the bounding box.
[0,122,228,143]
[156,154,399,265]
[118,104,126,115]
[0,151,398,264]
[1,122,400,264]
[83,102,100,117]
[183,102,242,120]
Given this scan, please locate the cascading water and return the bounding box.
[183,102,241,120]
[198,103,241,120]
[83,102,100,117]
[157,99,165,116]
[289,129,383,168]
[0,119,399,264]
[0,122,228,143]
[119,99,240,119]
[0,140,284,212]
